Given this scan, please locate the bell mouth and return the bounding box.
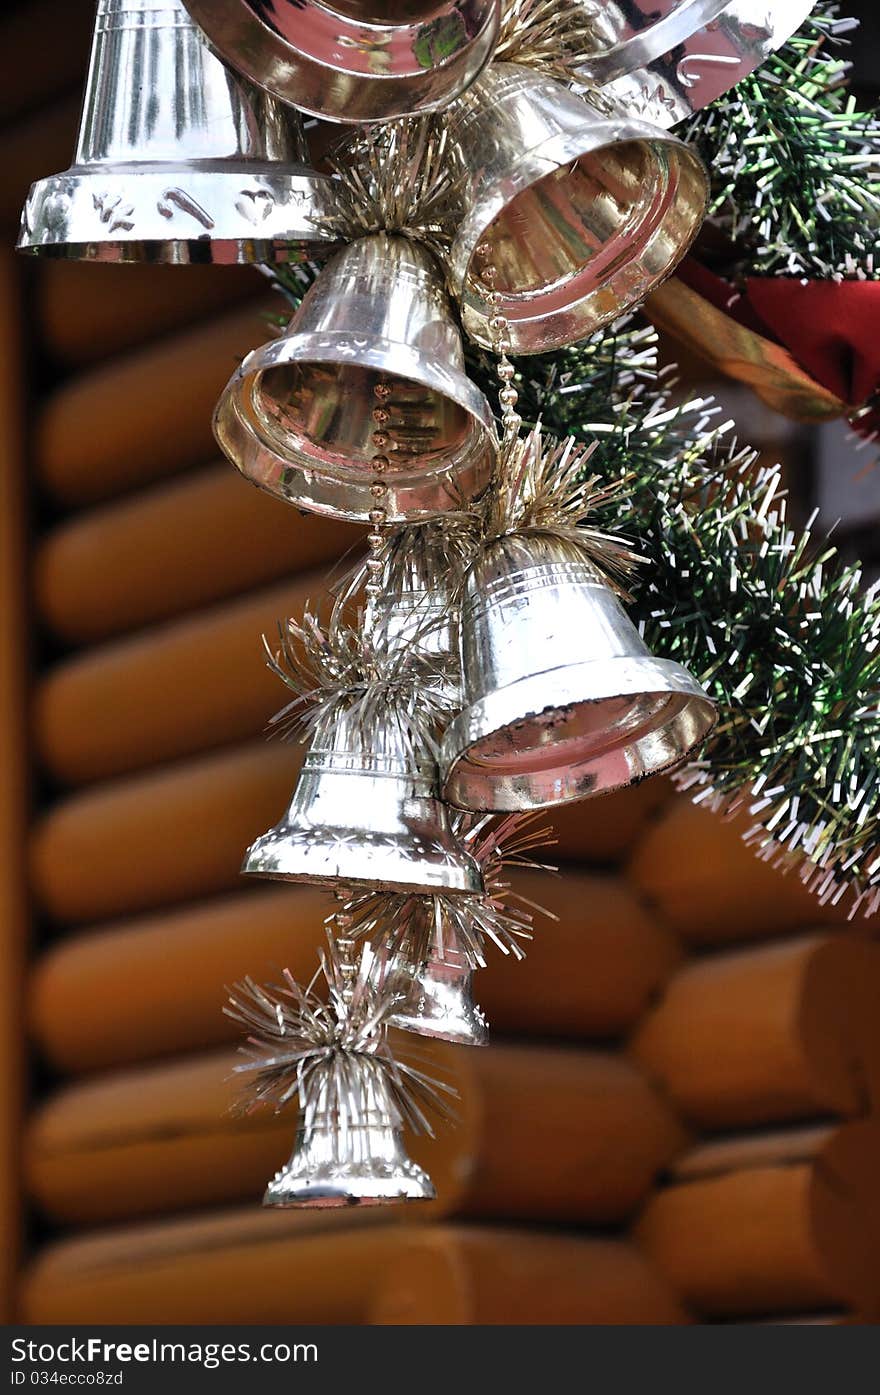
[263,1178,436,1207]
[458,137,707,354]
[441,659,717,811]
[242,826,485,896]
[215,333,496,522]
[389,1006,489,1046]
[17,167,340,266]
[183,0,499,123]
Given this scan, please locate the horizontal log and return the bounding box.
[36,297,276,506]
[36,575,330,784]
[631,934,880,1128]
[0,95,79,231]
[29,873,678,1074]
[39,262,261,365]
[628,798,872,941]
[0,0,93,125]
[31,741,306,924]
[634,1120,880,1318]
[368,1227,691,1324]
[36,464,357,645]
[21,1213,410,1324]
[31,741,665,925]
[25,1042,686,1227]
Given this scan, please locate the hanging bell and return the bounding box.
[182,0,499,124]
[264,1069,436,1207]
[440,533,717,812]
[444,62,708,353]
[214,233,497,522]
[18,0,341,264]
[244,705,484,894]
[576,0,816,129]
[389,911,488,1046]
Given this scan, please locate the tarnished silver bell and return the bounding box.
[214,233,497,522]
[576,0,816,129]
[183,0,499,124]
[389,917,488,1046]
[264,1071,435,1207]
[445,63,708,353]
[441,533,717,811]
[18,0,341,264]
[244,705,484,894]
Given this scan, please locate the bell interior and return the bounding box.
[255,361,473,479]
[468,139,702,325]
[249,0,433,29]
[468,691,693,782]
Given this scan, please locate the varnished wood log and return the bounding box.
[31,741,306,924]
[39,262,261,364]
[368,1227,691,1324]
[31,743,666,925]
[25,1043,686,1227]
[29,874,678,1073]
[36,574,330,784]
[36,464,357,645]
[20,1213,411,1324]
[0,0,93,125]
[635,1121,880,1318]
[631,935,880,1128]
[36,298,276,506]
[628,798,872,940]
[0,253,29,1321]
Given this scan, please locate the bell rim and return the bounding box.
[262,1178,437,1207]
[388,1009,489,1046]
[214,328,498,523]
[576,0,816,104]
[183,0,500,124]
[241,833,486,897]
[16,167,342,265]
[440,656,718,811]
[448,74,708,353]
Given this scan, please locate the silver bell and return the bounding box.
[244,705,484,895]
[18,0,341,264]
[264,1071,436,1208]
[214,233,497,522]
[183,0,500,125]
[576,0,816,129]
[389,913,488,1046]
[445,63,708,353]
[441,533,717,811]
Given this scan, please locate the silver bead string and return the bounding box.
[474,241,523,443]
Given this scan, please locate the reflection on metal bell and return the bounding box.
[576,0,816,129]
[214,233,497,522]
[441,533,717,811]
[18,0,342,264]
[183,0,500,124]
[445,63,708,353]
[389,915,488,1046]
[264,1071,435,1207]
[244,705,484,894]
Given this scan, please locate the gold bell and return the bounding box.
[214,233,497,522]
[445,63,708,353]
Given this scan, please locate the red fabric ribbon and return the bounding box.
[676,260,880,435]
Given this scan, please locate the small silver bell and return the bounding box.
[244,705,484,895]
[18,0,341,264]
[445,63,708,353]
[441,532,717,811]
[214,233,497,522]
[576,0,816,129]
[264,1070,436,1208]
[183,0,500,124]
[389,914,488,1046]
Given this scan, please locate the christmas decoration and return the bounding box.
[182,0,501,124]
[17,0,341,264]
[21,0,880,1211]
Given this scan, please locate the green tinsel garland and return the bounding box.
[685,2,880,279]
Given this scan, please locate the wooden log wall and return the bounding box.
[2,0,879,1326]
